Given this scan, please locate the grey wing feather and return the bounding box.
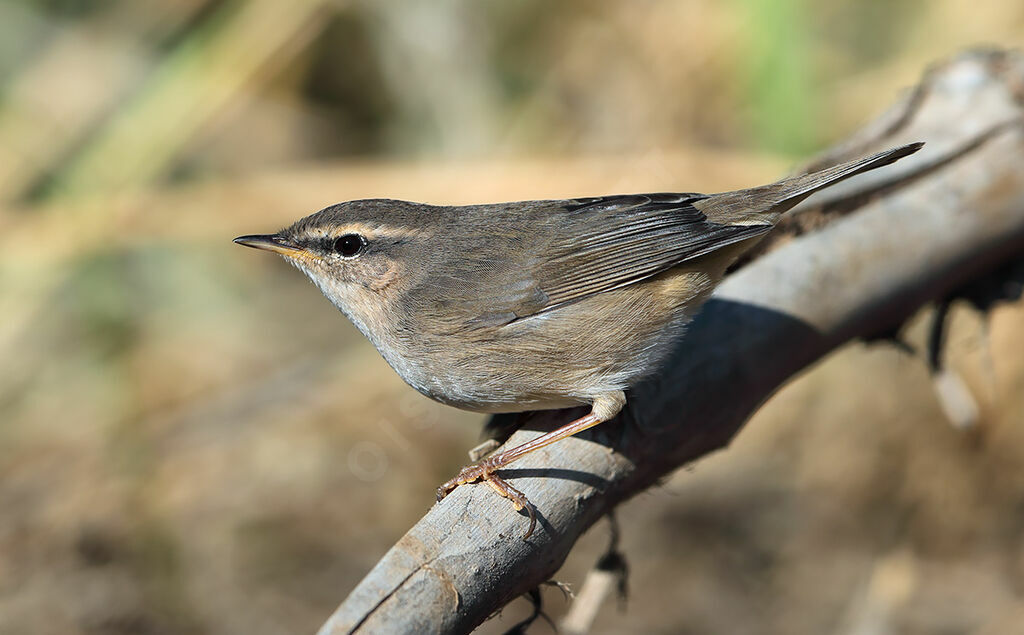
[514,193,770,318]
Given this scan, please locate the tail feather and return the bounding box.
[696,142,924,225]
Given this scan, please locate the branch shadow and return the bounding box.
[494,467,609,491]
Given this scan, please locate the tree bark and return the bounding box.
[318,49,1024,635]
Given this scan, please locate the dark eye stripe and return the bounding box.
[333,233,366,258]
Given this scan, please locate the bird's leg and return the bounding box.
[436,391,625,539]
[436,411,602,539]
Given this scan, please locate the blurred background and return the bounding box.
[1,1,1023,633]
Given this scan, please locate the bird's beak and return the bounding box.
[233,234,306,257]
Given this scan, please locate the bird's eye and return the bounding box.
[333,233,366,258]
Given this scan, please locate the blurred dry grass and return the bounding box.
[1,1,1023,633]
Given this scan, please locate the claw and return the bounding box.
[435,458,537,539]
[433,406,614,540]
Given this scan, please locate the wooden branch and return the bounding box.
[319,49,1024,634]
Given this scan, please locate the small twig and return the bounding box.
[559,516,629,635]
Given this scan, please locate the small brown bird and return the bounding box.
[235,142,921,537]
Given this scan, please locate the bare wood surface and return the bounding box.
[319,49,1024,634]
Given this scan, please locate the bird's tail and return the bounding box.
[695,142,924,225]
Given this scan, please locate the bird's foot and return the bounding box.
[436,457,537,539]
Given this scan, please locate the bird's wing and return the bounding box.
[526,193,769,313]
[436,194,771,327]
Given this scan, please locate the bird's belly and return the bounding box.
[380,264,720,414]
[385,350,589,414]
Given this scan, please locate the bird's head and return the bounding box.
[234,199,435,339]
